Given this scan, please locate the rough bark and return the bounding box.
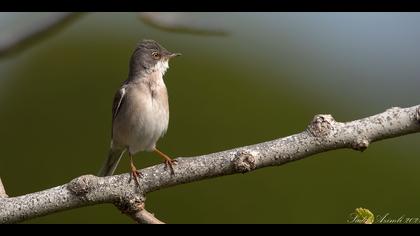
[1,105,419,223]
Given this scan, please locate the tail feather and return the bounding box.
[98,148,126,177]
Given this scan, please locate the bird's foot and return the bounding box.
[164,159,177,175]
[130,169,143,186]
[154,148,178,175]
[129,162,143,186]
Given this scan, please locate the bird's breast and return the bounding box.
[123,80,169,152]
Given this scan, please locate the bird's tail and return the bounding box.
[98,148,126,177]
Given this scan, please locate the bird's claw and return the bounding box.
[164,159,177,174]
[130,169,143,186]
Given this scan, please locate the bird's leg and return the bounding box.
[129,153,142,186]
[154,148,177,174]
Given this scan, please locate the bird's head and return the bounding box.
[129,39,181,77]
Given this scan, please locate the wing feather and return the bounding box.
[111,85,127,137]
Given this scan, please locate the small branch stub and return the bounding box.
[308,114,336,137]
[416,106,420,123]
[351,138,370,152]
[233,150,257,173]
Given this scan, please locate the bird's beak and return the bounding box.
[168,52,182,58]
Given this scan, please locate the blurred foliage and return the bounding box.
[354,208,375,224]
[0,13,419,223]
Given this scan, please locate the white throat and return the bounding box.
[152,60,169,76]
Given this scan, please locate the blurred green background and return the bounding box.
[0,12,419,224]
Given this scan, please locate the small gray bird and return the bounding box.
[98,39,181,183]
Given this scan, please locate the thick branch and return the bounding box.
[0,105,419,223]
[0,12,83,57]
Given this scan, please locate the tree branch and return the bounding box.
[0,12,225,59]
[138,12,228,35]
[119,203,165,224]
[0,12,83,57]
[0,105,419,223]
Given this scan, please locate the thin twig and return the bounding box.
[124,203,165,224]
[139,12,228,36]
[0,105,419,223]
[0,177,7,198]
[117,201,165,224]
[133,209,165,224]
[0,12,83,57]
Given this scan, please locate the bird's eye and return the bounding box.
[151,52,160,59]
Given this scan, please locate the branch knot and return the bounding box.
[116,196,145,214]
[233,150,257,173]
[308,114,336,137]
[351,138,370,152]
[67,175,96,197]
[416,106,420,123]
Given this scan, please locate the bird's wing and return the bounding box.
[103,84,128,175]
[112,85,127,125]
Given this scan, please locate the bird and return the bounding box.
[98,39,181,184]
